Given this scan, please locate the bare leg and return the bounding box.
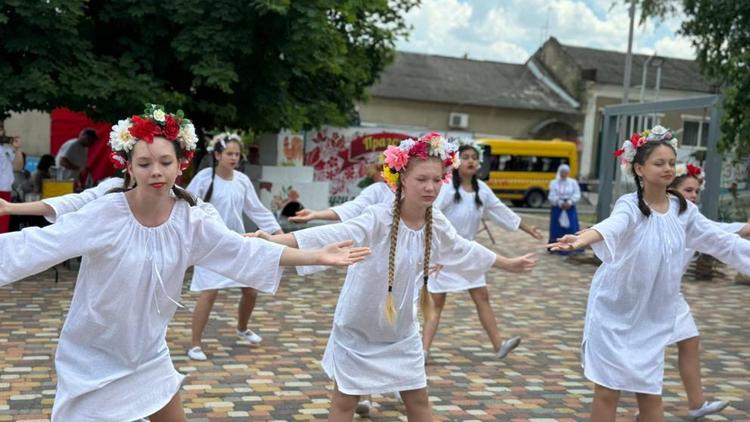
[237,287,259,332]
[149,392,186,422]
[468,286,502,351]
[635,392,664,422]
[329,383,359,422]
[677,336,706,409]
[400,388,433,421]
[421,293,447,354]
[591,383,620,422]
[191,290,219,348]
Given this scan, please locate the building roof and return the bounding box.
[368,52,579,114]
[558,42,715,93]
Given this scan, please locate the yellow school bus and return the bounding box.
[476,138,578,208]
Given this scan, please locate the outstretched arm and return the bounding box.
[546,228,603,252]
[288,208,341,223]
[0,197,54,217]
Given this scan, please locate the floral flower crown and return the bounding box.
[381,132,460,191]
[455,137,484,163]
[207,132,242,153]
[109,104,198,170]
[614,125,679,176]
[675,163,703,179]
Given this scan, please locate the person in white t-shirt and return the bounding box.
[55,128,99,185]
[0,133,23,233]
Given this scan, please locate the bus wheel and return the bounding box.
[524,189,546,208]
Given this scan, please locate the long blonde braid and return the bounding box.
[420,206,434,324]
[384,181,403,324]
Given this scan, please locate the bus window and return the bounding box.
[489,155,569,172]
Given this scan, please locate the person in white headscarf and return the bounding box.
[547,164,580,253]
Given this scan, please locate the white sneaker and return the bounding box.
[355,399,372,416]
[688,401,729,419]
[237,329,262,344]
[496,336,521,359]
[187,346,207,361]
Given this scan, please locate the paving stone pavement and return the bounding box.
[0,225,748,421]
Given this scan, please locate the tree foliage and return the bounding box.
[631,0,750,155]
[0,0,419,132]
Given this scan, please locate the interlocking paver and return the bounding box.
[0,224,748,421]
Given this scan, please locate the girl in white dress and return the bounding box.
[549,126,750,421]
[661,163,749,419]
[254,133,537,421]
[186,133,283,361]
[0,105,369,422]
[422,140,543,361]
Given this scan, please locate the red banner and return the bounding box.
[348,132,412,161]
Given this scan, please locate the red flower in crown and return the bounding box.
[614,149,625,157]
[411,141,429,159]
[686,164,702,177]
[163,115,180,140]
[109,152,127,169]
[630,132,647,148]
[128,115,161,142]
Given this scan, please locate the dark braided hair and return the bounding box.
[203,136,243,203]
[452,145,483,208]
[630,140,686,217]
[107,140,197,206]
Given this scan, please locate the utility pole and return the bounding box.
[622,0,636,104]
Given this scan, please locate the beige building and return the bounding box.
[531,37,716,179]
[357,51,581,141]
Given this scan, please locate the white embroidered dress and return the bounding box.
[669,221,746,344]
[292,203,497,395]
[186,168,281,291]
[0,193,286,421]
[429,181,521,293]
[585,193,750,394]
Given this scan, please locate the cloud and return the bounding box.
[653,36,696,59]
[396,0,696,63]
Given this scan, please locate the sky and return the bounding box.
[395,0,695,63]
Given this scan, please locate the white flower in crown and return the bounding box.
[109,119,136,153]
[452,156,462,169]
[180,122,198,151]
[675,163,688,177]
[152,109,166,123]
[430,136,445,158]
[398,138,416,152]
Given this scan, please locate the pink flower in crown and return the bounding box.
[383,145,409,171]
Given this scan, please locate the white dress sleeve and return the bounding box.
[41,177,124,223]
[293,205,376,275]
[331,183,388,221]
[435,183,455,211]
[684,203,750,276]
[0,200,110,286]
[479,182,520,231]
[590,195,638,263]
[431,208,496,279]
[240,175,281,233]
[714,221,746,234]
[548,180,560,207]
[185,168,210,199]
[188,203,286,294]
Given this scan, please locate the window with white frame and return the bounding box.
[681,117,710,148]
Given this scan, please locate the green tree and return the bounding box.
[632,0,750,155]
[0,0,419,132]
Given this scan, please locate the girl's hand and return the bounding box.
[502,253,537,272]
[244,230,271,241]
[288,209,315,223]
[547,234,580,252]
[528,225,543,240]
[318,240,371,266]
[0,197,9,217]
